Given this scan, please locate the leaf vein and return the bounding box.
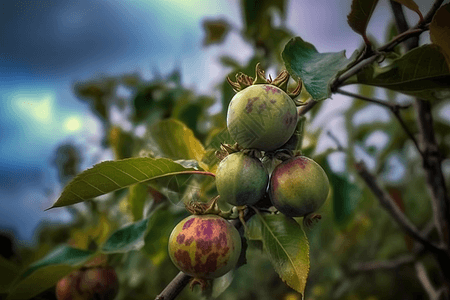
[258,215,301,287]
[79,178,106,194]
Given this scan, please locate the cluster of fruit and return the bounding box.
[56,256,119,300]
[168,64,330,285]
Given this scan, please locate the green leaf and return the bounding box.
[283,36,356,101]
[347,0,379,43]
[202,19,230,46]
[430,4,450,69]
[7,246,94,300]
[146,119,206,163]
[0,256,20,293]
[246,213,263,240]
[242,0,287,39]
[330,172,362,228]
[101,217,150,253]
[355,44,450,101]
[128,183,149,221]
[143,208,187,265]
[253,212,310,296]
[49,157,211,209]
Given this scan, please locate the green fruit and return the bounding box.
[56,267,119,300]
[269,156,329,217]
[279,116,305,151]
[216,152,269,206]
[168,214,241,279]
[227,84,298,151]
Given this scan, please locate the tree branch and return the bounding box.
[331,0,442,92]
[415,99,450,246]
[390,2,450,296]
[350,254,416,274]
[326,130,345,152]
[415,261,444,300]
[335,88,410,111]
[389,0,419,51]
[389,0,450,249]
[155,272,192,300]
[335,88,423,157]
[355,161,442,253]
[349,220,433,275]
[331,55,380,91]
[421,0,445,25]
[298,99,317,117]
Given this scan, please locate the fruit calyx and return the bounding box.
[186,196,235,219]
[226,63,303,103]
[215,143,241,161]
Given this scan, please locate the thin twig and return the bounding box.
[415,261,443,300]
[298,99,317,116]
[326,130,345,152]
[355,161,442,253]
[350,254,416,274]
[421,0,445,25]
[335,88,423,157]
[379,28,424,52]
[155,272,192,300]
[331,55,380,91]
[349,221,433,274]
[331,0,441,92]
[335,88,410,111]
[391,109,424,157]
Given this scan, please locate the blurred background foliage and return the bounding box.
[1,0,449,299]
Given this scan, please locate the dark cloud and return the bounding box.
[0,0,167,76]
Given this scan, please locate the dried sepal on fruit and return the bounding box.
[226,63,304,151]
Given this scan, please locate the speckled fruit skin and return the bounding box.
[227,84,298,151]
[56,267,119,300]
[269,156,330,217]
[216,152,269,206]
[168,214,241,279]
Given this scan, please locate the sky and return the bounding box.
[0,0,437,244]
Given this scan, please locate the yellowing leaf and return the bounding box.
[430,3,450,69]
[392,0,423,22]
[147,119,208,170]
[252,212,310,296]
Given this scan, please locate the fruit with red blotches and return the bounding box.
[216,152,269,206]
[269,156,329,217]
[227,84,298,151]
[168,214,241,279]
[56,266,119,300]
